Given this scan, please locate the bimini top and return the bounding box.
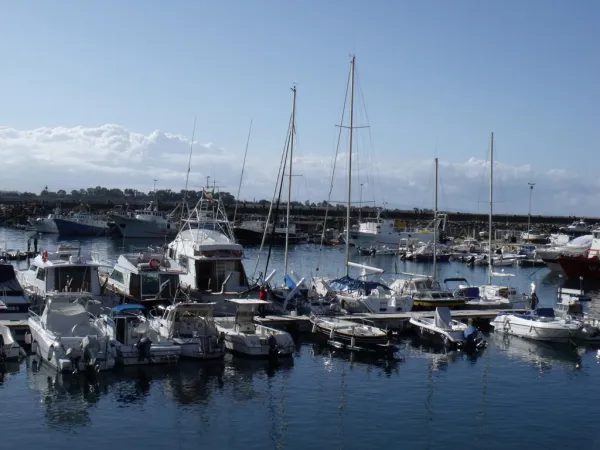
[112,304,146,314]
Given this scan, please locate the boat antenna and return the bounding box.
[181,116,196,217]
[233,119,254,225]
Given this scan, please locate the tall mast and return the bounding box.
[433,158,438,280]
[345,55,355,276]
[488,132,494,285]
[284,86,297,276]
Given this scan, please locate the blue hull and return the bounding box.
[54,218,108,236]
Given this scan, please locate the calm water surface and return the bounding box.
[2,227,600,449]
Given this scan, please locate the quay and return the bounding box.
[255,309,527,333]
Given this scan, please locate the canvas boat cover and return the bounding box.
[328,276,390,293]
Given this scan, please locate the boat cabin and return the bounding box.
[105,304,149,346]
[166,229,249,293]
[105,253,183,303]
[19,250,103,298]
[152,302,217,339]
[220,299,269,334]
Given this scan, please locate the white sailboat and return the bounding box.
[214,299,295,358]
[312,56,412,316]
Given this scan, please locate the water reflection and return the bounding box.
[490,332,583,372]
[309,342,402,377]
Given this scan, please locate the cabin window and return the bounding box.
[54,266,92,293]
[109,269,125,284]
[30,264,38,272]
[178,256,188,270]
[140,273,160,297]
[36,269,45,281]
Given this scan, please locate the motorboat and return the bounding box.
[95,304,181,365]
[390,274,466,311]
[412,242,452,262]
[18,245,117,309]
[309,314,395,354]
[490,308,582,343]
[149,302,224,359]
[560,219,590,237]
[100,252,186,307]
[27,293,116,373]
[409,307,486,350]
[53,212,110,236]
[110,202,179,239]
[28,206,61,234]
[214,299,295,358]
[554,286,599,342]
[164,194,251,314]
[234,218,307,244]
[0,324,24,361]
[0,262,31,321]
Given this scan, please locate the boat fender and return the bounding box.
[350,336,356,348]
[329,327,335,339]
[136,336,153,361]
[149,258,160,269]
[42,250,48,262]
[311,323,317,333]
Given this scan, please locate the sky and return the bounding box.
[0,1,599,216]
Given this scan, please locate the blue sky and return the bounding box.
[0,1,599,216]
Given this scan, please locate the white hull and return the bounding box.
[28,319,116,372]
[112,215,177,239]
[29,219,58,234]
[222,334,294,357]
[338,293,413,314]
[173,338,224,360]
[491,315,580,343]
[215,319,295,358]
[350,231,435,246]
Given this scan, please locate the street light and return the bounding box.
[527,183,535,238]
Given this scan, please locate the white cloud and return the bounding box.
[0,124,593,216]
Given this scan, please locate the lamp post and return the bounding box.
[527,183,535,239]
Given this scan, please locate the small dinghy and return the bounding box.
[95,304,181,366]
[309,314,395,354]
[409,307,486,350]
[490,308,582,343]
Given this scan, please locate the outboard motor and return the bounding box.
[81,335,101,373]
[268,335,280,359]
[463,325,482,350]
[136,336,153,362]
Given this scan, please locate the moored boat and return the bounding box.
[409,307,486,350]
[490,308,582,343]
[309,314,394,353]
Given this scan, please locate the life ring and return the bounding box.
[42,250,48,262]
[149,258,160,269]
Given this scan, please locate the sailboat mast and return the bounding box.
[433,158,438,280]
[284,86,297,276]
[488,132,494,285]
[345,55,355,276]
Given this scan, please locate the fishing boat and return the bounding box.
[95,304,181,365]
[490,308,582,343]
[27,293,116,373]
[214,299,295,358]
[111,202,178,239]
[149,302,224,359]
[54,212,110,236]
[309,314,395,354]
[409,307,486,350]
[390,274,466,311]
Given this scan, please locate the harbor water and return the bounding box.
[2,227,600,449]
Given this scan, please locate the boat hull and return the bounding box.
[491,315,580,343]
[54,218,109,236]
[556,256,600,279]
[111,215,177,239]
[310,319,392,351]
[350,231,435,247]
[172,337,224,360]
[114,344,181,365]
[411,299,467,311]
[29,219,58,234]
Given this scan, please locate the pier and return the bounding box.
[255,309,527,333]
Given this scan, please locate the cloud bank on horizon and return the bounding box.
[0,124,593,217]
